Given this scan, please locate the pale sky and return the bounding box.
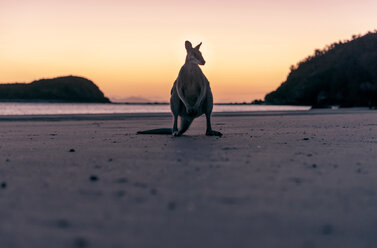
[1,0,376,102]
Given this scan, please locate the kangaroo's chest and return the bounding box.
[182,69,204,94]
[182,79,202,107]
[178,65,207,106]
[183,79,201,95]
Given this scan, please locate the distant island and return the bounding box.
[0,76,110,103]
[265,31,377,108]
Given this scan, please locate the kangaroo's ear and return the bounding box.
[185,41,193,52]
[194,42,202,50]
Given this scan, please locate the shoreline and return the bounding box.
[0,108,373,122]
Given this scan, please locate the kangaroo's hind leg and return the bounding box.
[205,113,222,137]
[204,92,222,137]
[170,84,181,136]
[172,114,178,136]
[177,116,193,136]
[171,97,193,136]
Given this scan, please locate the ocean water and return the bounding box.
[0,103,310,115]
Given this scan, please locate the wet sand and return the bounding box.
[0,109,376,248]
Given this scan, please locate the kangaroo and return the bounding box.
[137,41,222,137]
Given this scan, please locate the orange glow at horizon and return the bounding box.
[1,0,376,102]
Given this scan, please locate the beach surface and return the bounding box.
[0,109,376,248]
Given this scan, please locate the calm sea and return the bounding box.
[0,103,310,115]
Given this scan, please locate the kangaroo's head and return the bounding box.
[185,40,206,66]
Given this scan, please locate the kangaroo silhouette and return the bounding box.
[137,41,222,137]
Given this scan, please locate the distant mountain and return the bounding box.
[0,76,110,103]
[111,96,151,103]
[265,31,377,108]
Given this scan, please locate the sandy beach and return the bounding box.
[0,109,376,248]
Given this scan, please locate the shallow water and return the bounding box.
[0,103,310,115]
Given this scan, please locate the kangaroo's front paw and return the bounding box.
[172,131,180,137]
[206,130,223,137]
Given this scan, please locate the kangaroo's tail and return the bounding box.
[137,128,172,135]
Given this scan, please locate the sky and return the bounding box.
[1,0,376,102]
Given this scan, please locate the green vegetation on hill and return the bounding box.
[0,76,110,103]
[265,31,377,108]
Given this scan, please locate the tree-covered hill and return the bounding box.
[265,31,377,108]
[0,76,110,103]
